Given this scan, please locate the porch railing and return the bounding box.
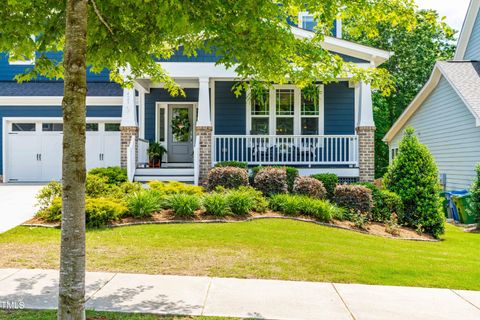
[127,136,136,182]
[213,135,358,166]
[138,138,149,167]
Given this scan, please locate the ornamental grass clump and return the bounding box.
[334,184,373,215]
[254,167,288,196]
[384,127,445,238]
[225,189,256,215]
[269,194,338,222]
[126,189,164,218]
[169,193,202,217]
[206,166,249,191]
[203,193,231,217]
[293,176,327,199]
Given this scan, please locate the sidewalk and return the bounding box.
[0,269,479,320]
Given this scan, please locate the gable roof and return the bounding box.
[291,27,393,67]
[383,61,480,143]
[455,0,480,60]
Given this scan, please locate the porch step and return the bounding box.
[134,175,195,183]
[133,167,195,183]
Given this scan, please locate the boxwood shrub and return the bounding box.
[148,181,204,195]
[206,166,249,191]
[215,161,248,169]
[356,182,403,222]
[311,173,338,199]
[88,167,127,185]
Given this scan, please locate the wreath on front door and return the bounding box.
[171,115,191,142]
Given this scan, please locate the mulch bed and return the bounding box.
[23,210,437,241]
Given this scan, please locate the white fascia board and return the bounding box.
[291,26,393,66]
[455,0,480,60]
[383,67,442,143]
[0,96,123,106]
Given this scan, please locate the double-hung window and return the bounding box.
[250,89,270,135]
[301,87,321,135]
[275,89,295,135]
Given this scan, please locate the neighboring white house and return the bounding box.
[384,0,480,191]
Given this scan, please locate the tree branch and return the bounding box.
[90,0,113,35]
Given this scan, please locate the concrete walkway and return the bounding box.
[0,184,44,234]
[0,269,479,319]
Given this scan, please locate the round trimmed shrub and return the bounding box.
[293,176,327,199]
[88,167,127,185]
[215,161,248,169]
[85,198,128,228]
[334,184,373,214]
[254,167,288,196]
[206,166,249,191]
[356,182,404,222]
[311,173,338,199]
[384,127,445,238]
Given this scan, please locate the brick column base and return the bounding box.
[120,126,139,168]
[356,126,375,182]
[196,126,213,185]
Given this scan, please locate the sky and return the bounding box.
[416,0,471,32]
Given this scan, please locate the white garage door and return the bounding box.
[5,120,121,182]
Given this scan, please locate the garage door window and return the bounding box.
[105,123,120,132]
[42,123,63,132]
[86,123,99,131]
[12,123,36,132]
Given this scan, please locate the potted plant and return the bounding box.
[148,142,167,168]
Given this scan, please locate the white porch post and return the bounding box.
[356,81,376,182]
[120,88,139,168]
[196,77,212,185]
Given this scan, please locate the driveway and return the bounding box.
[0,184,44,234]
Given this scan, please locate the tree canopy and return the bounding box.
[345,9,456,177]
[1,0,418,93]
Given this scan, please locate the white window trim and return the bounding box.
[8,57,35,66]
[246,85,324,136]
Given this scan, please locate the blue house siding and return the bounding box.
[324,82,355,135]
[214,81,246,135]
[0,53,110,82]
[465,10,480,60]
[0,82,123,96]
[144,88,199,142]
[0,105,121,172]
[157,47,220,63]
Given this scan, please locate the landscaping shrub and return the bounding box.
[126,189,164,218]
[203,193,231,216]
[148,181,203,195]
[269,194,338,221]
[470,164,480,228]
[254,167,288,196]
[215,161,248,169]
[85,198,128,228]
[169,193,201,217]
[36,181,62,212]
[206,166,249,190]
[237,186,269,213]
[293,176,327,199]
[88,167,127,185]
[225,189,256,215]
[85,174,112,198]
[251,166,298,192]
[384,127,445,238]
[334,184,373,215]
[38,197,127,228]
[311,173,338,199]
[356,182,403,222]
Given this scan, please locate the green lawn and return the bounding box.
[0,219,479,290]
[0,310,236,320]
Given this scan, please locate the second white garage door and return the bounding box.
[5,119,121,182]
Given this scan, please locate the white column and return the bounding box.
[139,91,145,138]
[121,88,137,127]
[196,77,211,127]
[357,81,375,127]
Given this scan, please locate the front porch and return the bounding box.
[119,76,375,185]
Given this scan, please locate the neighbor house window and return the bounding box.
[275,89,295,135]
[250,89,270,135]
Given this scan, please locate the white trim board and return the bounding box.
[455,0,480,60]
[297,168,359,177]
[383,63,480,143]
[0,96,123,106]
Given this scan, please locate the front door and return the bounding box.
[168,104,194,163]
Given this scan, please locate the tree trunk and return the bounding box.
[58,0,88,319]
